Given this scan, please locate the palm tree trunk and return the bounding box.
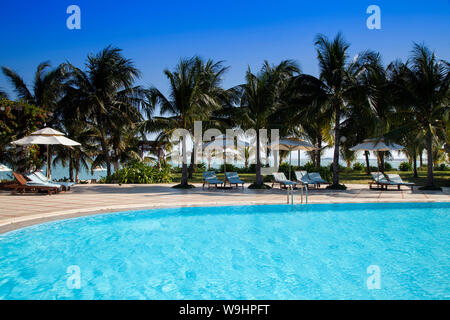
[188,143,196,178]
[426,132,434,187]
[255,129,262,186]
[316,133,322,169]
[419,151,423,168]
[413,149,418,178]
[379,151,385,173]
[181,137,188,186]
[365,151,370,175]
[69,155,74,182]
[332,106,341,186]
[99,130,111,177]
[47,146,52,179]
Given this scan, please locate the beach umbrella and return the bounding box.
[0,164,12,180]
[350,138,404,172]
[350,138,404,152]
[11,127,81,180]
[268,137,317,180]
[203,135,249,175]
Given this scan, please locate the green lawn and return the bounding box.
[173,170,450,187]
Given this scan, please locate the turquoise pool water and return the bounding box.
[0,202,449,300]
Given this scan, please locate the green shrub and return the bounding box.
[105,160,173,184]
[384,162,393,171]
[196,163,206,171]
[399,162,413,171]
[302,161,315,173]
[328,162,347,172]
[300,163,332,182]
[352,162,365,171]
[278,162,292,178]
[171,166,183,174]
[219,163,239,172]
[436,163,450,171]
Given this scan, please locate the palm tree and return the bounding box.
[387,44,449,189]
[0,88,7,98]
[340,147,357,168]
[64,46,146,177]
[235,60,299,187]
[145,57,228,188]
[1,62,65,116]
[291,33,378,188]
[2,62,66,177]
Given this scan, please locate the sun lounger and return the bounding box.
[386,174,415,190]
[272,172,298,189]
[12,172,60,195]
[26,173,64,191]
[202,171,224,189]
[34,171,75,191]
[369,172,397,190]
[307,172,330,188]
[225,172,245,189]
[294,171,317,188]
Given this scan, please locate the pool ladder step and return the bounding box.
[287,185,308,205]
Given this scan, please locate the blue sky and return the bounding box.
[0,0,449,98]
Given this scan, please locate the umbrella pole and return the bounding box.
[289,151,292,180]
[47,145,50,180]
[223,151,226,179]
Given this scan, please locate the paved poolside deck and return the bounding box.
[0,183,449,233]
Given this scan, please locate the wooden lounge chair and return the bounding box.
[202,171,224,189]
[12,172,60,195]
[369,172,397,190]
[272,172,298,189]
[386,174,415,190]
[225,172,245,189]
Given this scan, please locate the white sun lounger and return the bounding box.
[225,172,245,189]
[386,174,415,190]
[203,171,224,189]
[294,171,317,188]
[33,171,75,191]
[370,172,397,190]
[272,172,298,189]
[307,172,330,188]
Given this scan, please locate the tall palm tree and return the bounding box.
[1,62,65,116]
[145,57,228,188]
[236,60,299,187]
[291,33,378,188]
[387,44,449,188]
[64,46,146,177]
[0,88,7,98]
[2,62,66,177]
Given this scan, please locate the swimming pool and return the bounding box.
[0,202,449,299]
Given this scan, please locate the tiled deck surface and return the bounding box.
[0,183,449,233]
